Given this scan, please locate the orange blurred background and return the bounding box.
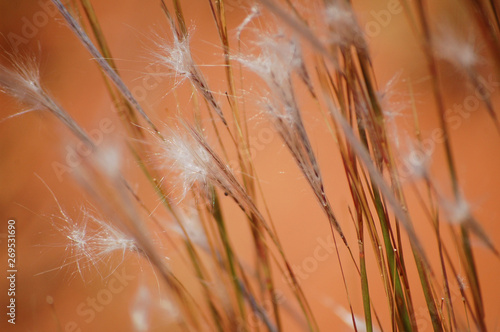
[1,0,500,331]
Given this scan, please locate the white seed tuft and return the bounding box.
[50,205,138,278]
[154,30,195,82]
[0,53,94,146]
[160,132,212,199]
[153,23,227,124]
[131,285,151,332]
[323,2,365,50]
[237,32,304,108]
[170,207,208,250]
[444,193,471,224]
[93,145,122,179]
[401,144,432,180]
[457,274,467,291]
[0,54,44,110]
[323,297,381,332]
[435,27,480,71]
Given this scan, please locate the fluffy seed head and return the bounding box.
[93,144,122,179]
[170,207,208,250]
[159,295,180,322]
[436,28,480,71]
[444,193,471,224]
[131,285,151,332]
[324,297,381,332]
[158,125,262,224]
[239,32,346,240]
[401,143,432,180]
[0,53,95,146]
[457,274,467,291]
[237,32,304,107]
[159,132,212,199]
[153,25,226,124]
[0,54,44,109]
[51,205,138,278]
[154,30,195,83]
[324,2,365,50]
